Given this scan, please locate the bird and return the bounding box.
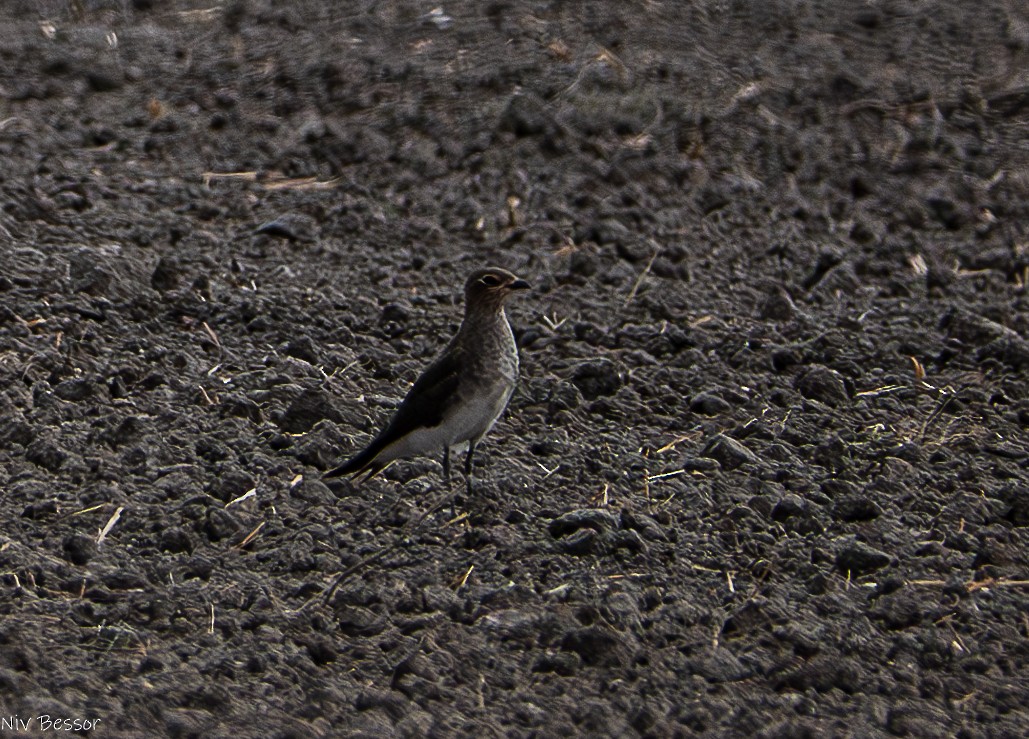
[325,267,530,495]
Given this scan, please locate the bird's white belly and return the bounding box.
[442,384,512,446]
[376,383,512,463]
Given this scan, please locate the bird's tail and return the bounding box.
[323,440,386,480]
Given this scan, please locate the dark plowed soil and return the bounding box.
[2,1,1028,736]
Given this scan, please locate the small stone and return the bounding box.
[529,427,571,458]
[939,308,1018,347]
[758,288,797,321]
[686,648,751,683]
[794,365,849,406]
[159,527,195,554]
[610,529,647,553]
[478,609,540,639]
[532,651,580,676]
[682,456,721,474]
[701,434,758,470]
[854,7,882,28]
[254,213,316,242]
[379,302,411,325]
[569,358,624,400]
[204,508,241,543]
[498,93,547,137]
[62,533,95,566]
[835,540,891,575]
[557,528,600,555]
[53,377,95,401]
[568,250,598,278]
[219,395,263,424]
[690,391,731,416]
[278,388,343,433]
[771,494,808,521]
[283,336,321,364]
[68,250,113,295]
[549,508,619,538]
[26,438,68,472]
[547,381,583,413]
[770,346,801,372]
[549,509,621,555]
[620,510,668,542]
[303,636,337,666]
[820,479,858,498]
[22,500,58,519]
[833,496,882,522]
[560,626,635,669]
[151,256,180,292]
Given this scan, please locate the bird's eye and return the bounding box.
[480,274,502,287]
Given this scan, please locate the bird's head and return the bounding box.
[464,267,531,308]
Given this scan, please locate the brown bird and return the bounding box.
[325,267,530,493]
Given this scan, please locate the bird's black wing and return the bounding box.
[324,345,464,478]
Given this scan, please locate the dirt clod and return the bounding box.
[1,2,1027,736]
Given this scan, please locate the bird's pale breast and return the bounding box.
[448,309,518,444]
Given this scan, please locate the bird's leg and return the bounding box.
[464,440,477,497]
[441,445,457,517]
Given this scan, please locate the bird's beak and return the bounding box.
[508,278,531,291]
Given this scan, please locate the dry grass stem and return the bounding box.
[225,488,257,508]
[202,171,258,187]
[646,470,684,482]
[536,463,559,479]
[262,176,341,191]
[177,7,223,22]
[691,563,720,574]
[202,321,221,350]
[540,313,567,333]
[624,244,660,307]
[506,196,520,228]
[910,356,926,380]
[453,565,475,591]
[854,384,905,397]
[96,506,124,547]
[445,512,469,527]
[71,503,107,517]
[234,522,266,550]
[655,433,700,454]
